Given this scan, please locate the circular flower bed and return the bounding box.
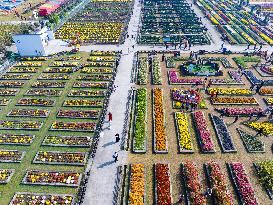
[17,98,55,106]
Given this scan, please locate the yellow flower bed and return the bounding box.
[175,112,193,151]
[247,122,273,135]
[208,88,252,95]
[260,33,273,45]
[265,98,273,105]
[129,164,145,205]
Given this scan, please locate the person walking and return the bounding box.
[115,133,120,143]
[203,188,213,198]
[113,152,118,163]
[162,54,165,62]
[108,112,112,130]
[233,116,239,124]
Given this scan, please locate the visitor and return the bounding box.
[184,40,188,49]
[255,128,264,137]
[220,42,224,50]
[232,116,239,124]
[113,152,118,163]
[115,134,120,143]
[108,112,113,130]
[254,43,257,50]
[255,112,264,121]
[161,54,165,62]
[203,188,213,197]
[173,193,184,204]
[246,44,250,50]
[188,41,191,50]
[258,44,262,51]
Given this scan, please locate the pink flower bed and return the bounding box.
[169,71,203,84]
[218,107,263,116]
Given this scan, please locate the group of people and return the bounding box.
[164,38,191,50]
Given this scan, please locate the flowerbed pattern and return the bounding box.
[237,129,265,153]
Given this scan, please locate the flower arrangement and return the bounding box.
[0,150,25,162]
[68,90,105,97]
[63,99,103,107]
[0,120,43,130]
[25,89,62,96]
[57,109,99,119]
[0,134,34,145]
[38,74,70,80]
[17,98,55,106]
[50,121,96,132]
[31,81,66,88]
[42,135,91,147]
[7,109,50,118]
[211,97,258,105]
[0,74,32,80]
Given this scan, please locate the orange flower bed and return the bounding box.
[211,97,258,105]
[153,88,167,152]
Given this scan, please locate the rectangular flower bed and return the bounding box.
[168,71,203,85]
[193,111,215,153]
[181,161,207,205]
[50,121,96,132]
[0,74,32,80]
[31,81,66,88]
[73,82,108,89]
[153,88,168,153]
[17,98,55,107]
[0,99,10,106]
[77,74,113,81]
[22,170,82,187]
[210,71,243,85]
[42,135,91,147]
[211,97,258,105]
[57,109,100,119]
[43,67,75,73]
[25,89,62,97]
[264,97,273,105]
[210,114,236,153]
[84,61,116,67]
[81,67,113,74]
[15,61,43,67]
[49,61,79,67]
[208,88,252,96]
[63,99,103,107]
[8,67,38,73]
[0,89,19,96]
[237,128,265,153]
[0,134,35,145]
[0,150,25,163]
[0,120,43,130]
[133,88,147,153]
[152,57,162,85]
[68,90,105,97]
[227,162,258,205]
[216,107,263,117]
[128,164,146,205]
[204,161,234,205]
[7,109,50,118]
[154,163,172,205]
[0,81,24,88]
[9,192,74,205]
[259,87,273,96]
[137,57,148,85]
[33,151,88,166]
[88,56,116,62]
[174,112,194,153]
[37,74,70,80]
[0,169,15,184]
[244,121,273,136]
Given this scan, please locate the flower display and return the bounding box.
[81,68,113,73]
[0,169,14,184]
[153,88,167,152]
[31,81,66,88]
[193,111,215,152]
[208,88,252,95]
[206,161,234,205]
[49,61,79,67]
[0,150,25,162]
[0,74,32,80]
[85,61,115,67]
[42,135,91,147]
[73,82,108,89]
[57,109,99,119]
[211,97,258,105]
[38,73,70,80]
[0,89,19,96]
[33,151,87,166]
[237,129,265,153]
[155,163,172,205]
[50,121,96,132]
[77,74,113,81]
[245,121,273,135]
[133,88,147,152]
[182,161,207,205]
[63,99,103,107]
[0,81,24,88]
[7,109,50,118]
[0,98,10,106]
[25,89,62,96]
[20,57,47,61]
[229,162,258,205]
[44,67,75,73]
[152,57,162,84]
[0,120,43,130]
[57,56,82,61]
[172,88,202,105]
[264,98,273,105]
[128,164,145,205]
[15,61,43,67]
[0,134,34,145]
[259,87,273,95]
[17,98,55,106]
[68,90,105,97]
[8,67,38,73]
[138,57,148,85]
[88,56,116,62]
[23,170,82,187]
[216,107,263,116]
[10,193,74,205]
[169,71,203,85]
[210,114,236,152]
[90,51,117,56]
[175,112,193,152]
[256,160,273,196]
[210,71,243,85]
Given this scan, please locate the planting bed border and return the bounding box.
[7,109,50,118]
[41,135,92,147]
[0,150,26,163]
[0,134,35,146]
[56,110,100,119]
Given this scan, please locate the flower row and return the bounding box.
[216,107,263,116]
[31,81,66,88]
[38,73,70,80]
[0,74,32,80]
[0,120,43,130]
[63,99,103,107]
[42,135,91,147]
[0,89,19,96]
[87,56,116,62]
[169,71,203,85]
[57,109,99,119]
[49,61,79,67]
[237,129,265,153]
[50,121,96,132]
[259,87,273,95]
[81,67,113,74]
[0,169,14,184]
[17,98,55,106]
[138,57,148,85]
[44,67,76,73]
[0,81,25,88]
[152,57,162,85]
[85,61,116,67]
[77,74,113,81]
[0,150,25,162]
[211,97,258,105]
[15,62,43,67]
[25,89,62,97]
[0,98,10,106]
[208,88,252,95]
[68,90,105,97]
[73,82,108,89]
[0,134,35,145]
[7,108,50,118]
[245,121,273,135]
[8,67,38,73]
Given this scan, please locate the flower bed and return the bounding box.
[174,112,193,153]
[8,67,38,73]
[50,121,96,132]
[155,163,172,205]
[63,99,103,107]
[0,134,34,145]
[193,111,215,153]
[17,98,55,106]
[152,57,162,85]
[42,135,91,147]
[68,90,105,97]
[128,164,145,205]
[22,170,82,187]
[210,71,243,85]
[0,150,25,163]
[44,67,75,73]
[85,61,116,67]
[7,109,50,118]
[0,99,10,106]
[264,98,273,105]
[81,68,113,74]
[0,169,15,184]
[171,88,202,108]
[208,88,252,95]
[233,57,261,69]
[255,160,273,199]
[237,128,265,153]
[10,193,74,205]
[0,81,24,88]
[181,161,207,205]
[210,114,236,152]
[49,62,79,67]
[204,161,234,205]
[73,82,108,89]
[211,97,258,105]
[228,162,258,205]
[15,62,43,67]
[133,88,147,153]
[165,57,175,68]
[33,151,88,166]
[38,74,70,80]
[245,121,273,136]
[0,74,32,80]
[245,70,273,86]
[25,89,62,97]
[20,57,47,61]
[0,89,19,96]
[57,109,99,119]
[31,81,66,88]
[153,88,167,153]
[168,71,203,85]
[259,87,273,95]
[216,107,263,117]
[87,56,116,62]
[0,120,43,130]
[138,57,148,85]
[77,74,113,81]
